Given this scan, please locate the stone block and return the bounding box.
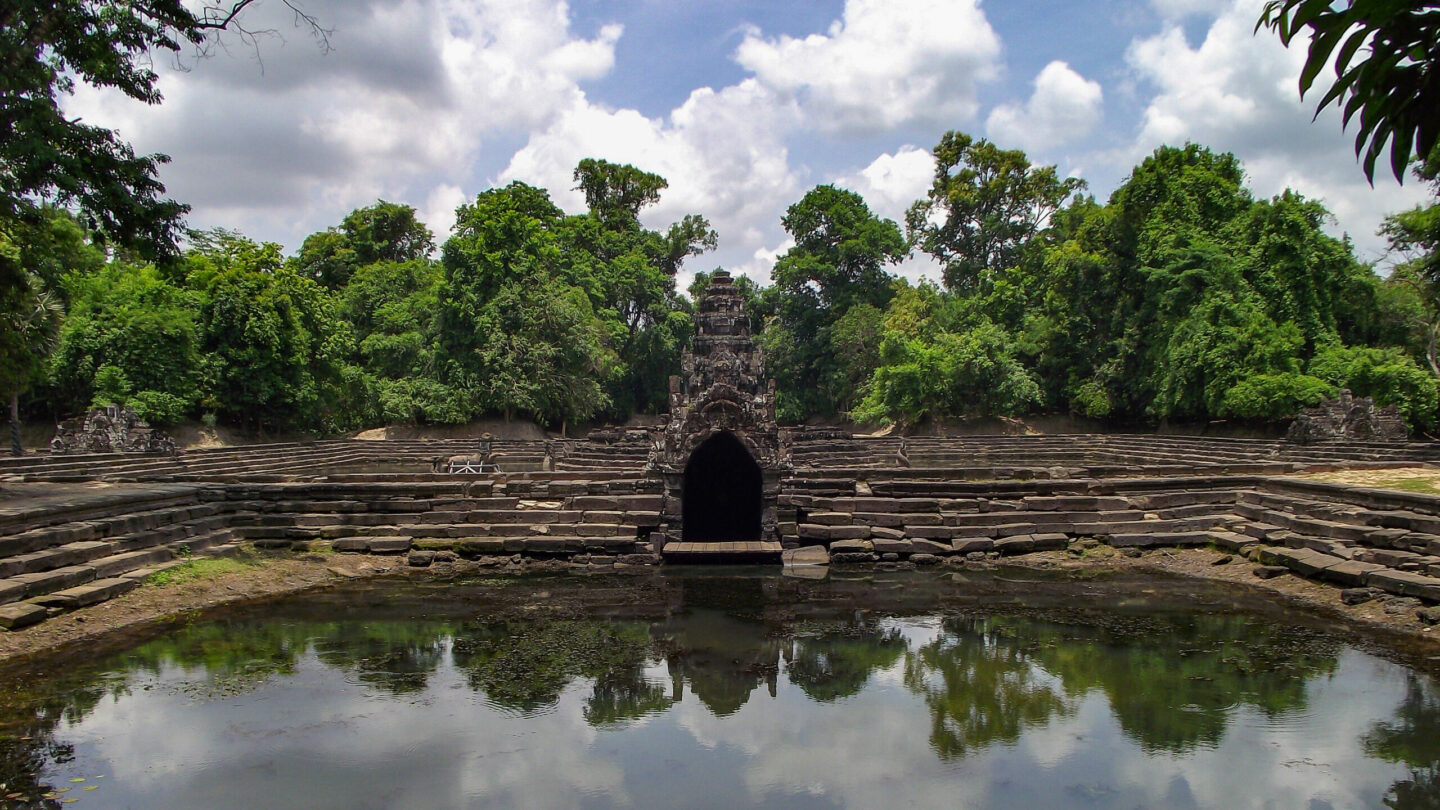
[367,537,413,555]
[809,512,854,526]
[783,546,830,567]
[1362,549,1424,567]
[984,522,1038,538]
[332,537,370,553]
[901,514,943,527]
[1367,570,1440,602]
[33,578,137,609]
[527,537,576,553]
[910,539,953,556]
[911,553,941,566]
[1367,528,1412,548]
[870,526,905,540]
[407,551,436,567]
[1320,560,1388,587]
[0,602,47,630]
[454,538,506,557]
[1253,565,1288,579]
[13,565,95,596]
[853,512,906,528]
[0,579,28,605]
[1031,533,1068,551]
[906,526,955,540]
[871,538,914,555]
[1340,587,1381,605]
[1208,531,1257,553]
[629,511,663,528]
[583,536,636,551]
[951,537,994,554]
[829,539,874,554]
[570,496,620,510]
[994,535,1036,555]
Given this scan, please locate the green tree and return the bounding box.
[853,284,1041,426]
[907,131,1084,295]
[187,229,360,432]
[1257,0,1440,183]
[765,185,905,418]
[438,183,617,427]
[48,261,203,423]
[0,232,64,454]
[294,201,435,289]
[337,258,449,424]
[565,159,715,416]
[1023,143,1388,425]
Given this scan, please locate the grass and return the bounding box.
[1378,477,1440,496]
[145,554,260,587]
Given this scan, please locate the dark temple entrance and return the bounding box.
[682,431,763,542]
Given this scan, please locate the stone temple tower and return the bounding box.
[650,271,787,557]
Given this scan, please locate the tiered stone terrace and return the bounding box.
[4,432,1440,631]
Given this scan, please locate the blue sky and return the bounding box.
[68,0,1430,287]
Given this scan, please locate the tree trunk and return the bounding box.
[9,391,21,457]
[1427,322,1440,379]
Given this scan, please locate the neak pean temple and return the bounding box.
[8,275,1440,630]
[650,270,787,560]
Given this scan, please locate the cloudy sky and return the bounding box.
[69,0,1431,286]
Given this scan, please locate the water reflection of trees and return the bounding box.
[903,617,1072,758]
[450,620,660,717]
[898,614,1342,757]
[1365,675,1440,810]
[784,619,907,703]
[1016,615,1340,753]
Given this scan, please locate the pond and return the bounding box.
[0,569,1437,809]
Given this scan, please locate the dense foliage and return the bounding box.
[10,138,1440,441]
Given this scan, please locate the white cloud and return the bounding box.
[986,61,1104,152]
[497,78,804,285]
[63,0,623,248]
[420,183,467,242]
[832,146,943,284]
[1124,0,1429,260]
[835,145,934,226]
[734,0,1002,134]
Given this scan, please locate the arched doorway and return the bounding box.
[682,431,762,542]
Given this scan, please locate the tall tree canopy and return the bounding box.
[764,185,906,419]
[906,131,1084,295]
[294,201,435,289]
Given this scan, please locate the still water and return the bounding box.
[0,570,1437,809]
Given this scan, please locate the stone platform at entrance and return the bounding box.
[661,540,784,563]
